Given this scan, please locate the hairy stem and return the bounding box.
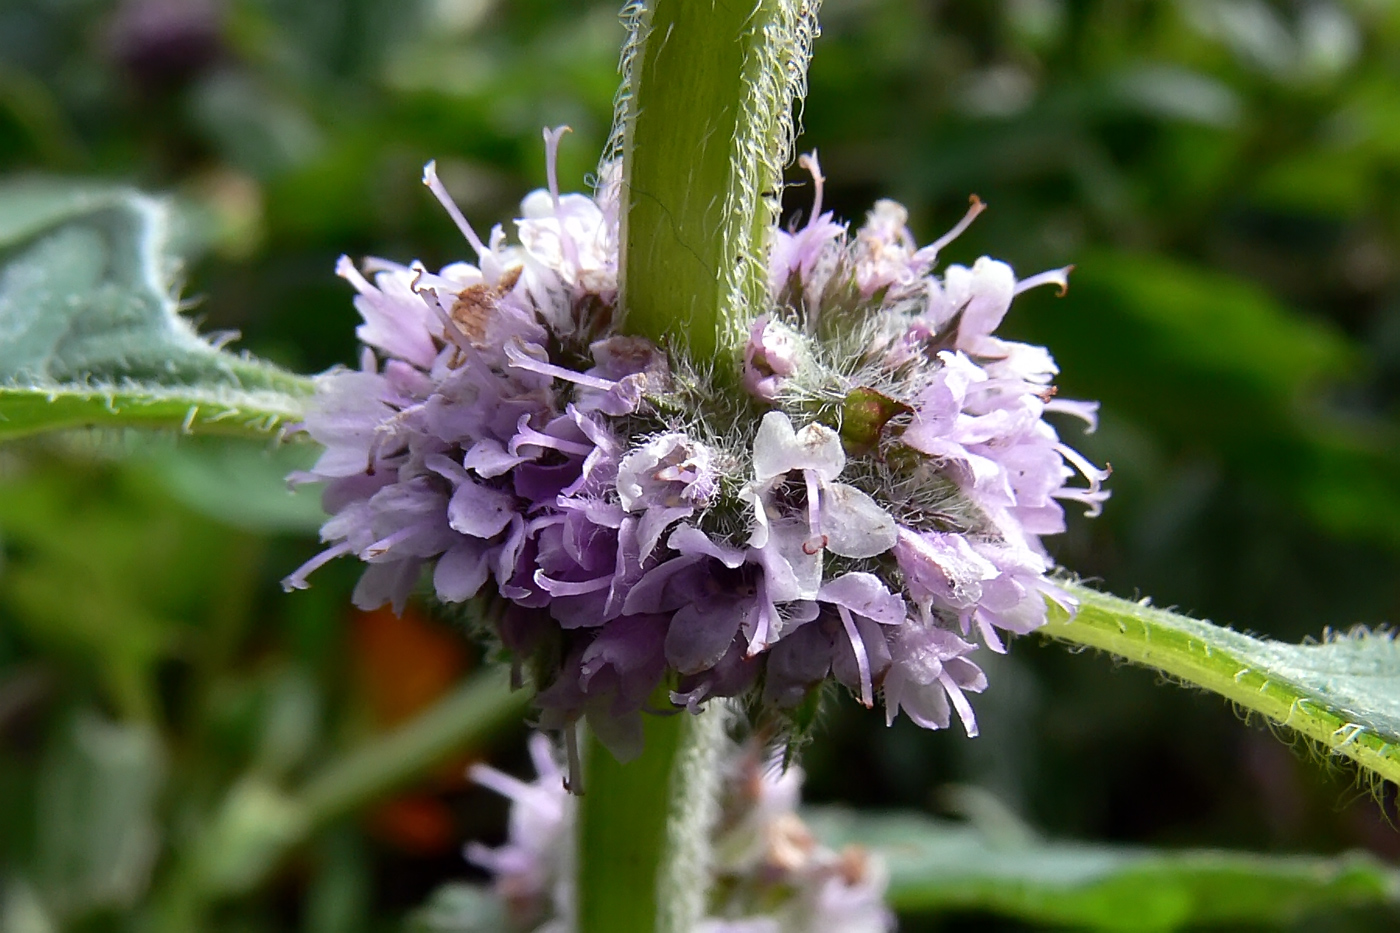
[577,703,730,933]
[615,0,819,359]
[1044,582,1400,786]
[595,2,822,929]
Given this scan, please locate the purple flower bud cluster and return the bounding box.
[284,131,1106,759]
[461,733,892,933]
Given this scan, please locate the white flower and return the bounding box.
[743,412,897,583]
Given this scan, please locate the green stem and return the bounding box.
[616,0,818,358]
[0,382,312,441]
[594,3,821,929]
[577,703,730,933]
[1043,582,1400,786]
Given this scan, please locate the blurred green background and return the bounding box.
[2,0,1400,929]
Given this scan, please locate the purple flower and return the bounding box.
[743,411,897,572]
[465,733,572,929]
[768,153,847,306]
[742,315,802,401]
[852,195,984,297]
[615,433,717,559]
[625,526,810,674]
[818,573,905,708]
[900,349,1109,549]
[882,622,987,736]
[465,734,895,933]
[286,125,1108,768]
[893,526,1077,653]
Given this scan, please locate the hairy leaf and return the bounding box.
[0,180,312,440]
[809,808,1400,932]
[1046,583,1400,786]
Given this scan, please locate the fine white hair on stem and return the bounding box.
[722,0,824,344]
[605,0,824,345]
[602,0,651,181]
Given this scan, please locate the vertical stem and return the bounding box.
[617,0,748,360]
[587,2,822,931]
[576,712,683,933]
[576,704,731,933]
[615,0,820,359]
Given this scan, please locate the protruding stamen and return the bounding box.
[744,577,777,657]
[797,151,826,223]
[423,160,488,257]
[543,125,572,208]
[1014,264,1074,297]
[335,254,375,296]
[838,605,874,708]
[919,194,987,264]
[804,469,824,548]
[1055,443,1111,517]
[504,341,618,392]
[281,542,353,591]
[533,570,613,596]
[1045,398,1100,432]
[939,671,979,737]
[541,126,581,275]
[364,525,419,559]
[509,415,595,458]
[564,724,583,796]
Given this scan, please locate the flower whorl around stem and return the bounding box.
[284,131,1107,763]
[458,734,894,933]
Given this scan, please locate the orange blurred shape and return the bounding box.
[352,604,471,726]
[352,604,475,854]
[369,794,458,856]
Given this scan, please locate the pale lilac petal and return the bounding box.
[820,483,897,558]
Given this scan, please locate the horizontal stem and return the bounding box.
[0,382,312,441]
[1043,583,1400,785]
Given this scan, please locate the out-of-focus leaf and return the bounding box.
[0,180,312,440]
[406,884,507,933]
[1021,250,1400,547]
[1061,250,1354,407]
[1046,583,1400,786]
[193,778,309,897]
[0,879,57,933]
[251,667,321,779]
[0,455,262,719]
[34,713,165,919]
[143,438,326,534]
[809,807,1400,932]
[1108,66,1242,128]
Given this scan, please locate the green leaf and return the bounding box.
[140,438,327,535]
[0,180,313,440]
[406,884,507,933]
[808,807,1400,932]
[0,452,267,720]
[1021,251,1400,548]
[189,667,529,898]
[34,713,166,919]
[1045,582,1400,786]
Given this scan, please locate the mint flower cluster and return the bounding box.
[462,733,892,933]
[284,132,1107,759]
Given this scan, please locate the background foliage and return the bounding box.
[2,0,1399,930]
